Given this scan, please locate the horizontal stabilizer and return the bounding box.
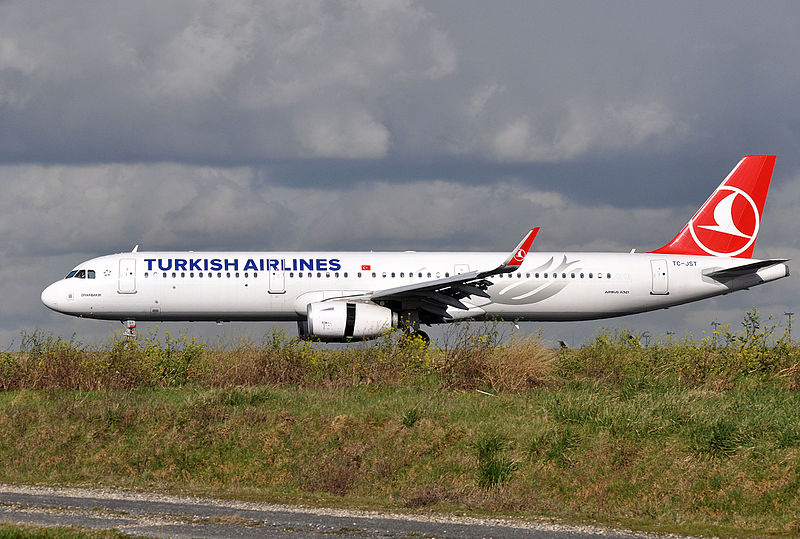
[704,259,789,280]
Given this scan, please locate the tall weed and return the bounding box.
[3,309,800,392]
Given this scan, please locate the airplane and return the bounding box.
[41,155,789,343]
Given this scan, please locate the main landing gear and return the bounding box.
[398,311,430,346]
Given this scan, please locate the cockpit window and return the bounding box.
[75,270,86,279]
[65,270,78,279]
[87,270,96,279]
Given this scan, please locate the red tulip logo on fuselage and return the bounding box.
[689,187,759,257]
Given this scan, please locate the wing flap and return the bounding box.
[361,228,539,321]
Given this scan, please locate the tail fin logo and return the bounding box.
[513,248,527,263]
[689,186,759,257]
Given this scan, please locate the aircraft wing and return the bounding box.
[363,228,539,321]
[703,259,789,280]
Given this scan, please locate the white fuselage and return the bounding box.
[41,251,788,323]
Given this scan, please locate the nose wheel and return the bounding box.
[122,319,136,337]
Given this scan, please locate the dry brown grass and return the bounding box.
[476,336,555,392]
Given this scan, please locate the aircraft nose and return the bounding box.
[41,282,60,311]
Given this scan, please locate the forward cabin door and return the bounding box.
[269,270,285,294]
[650,259,669,295]
[118,258,136,294]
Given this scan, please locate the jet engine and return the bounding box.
[300,301,398,341]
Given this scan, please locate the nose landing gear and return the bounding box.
[122,319,136,337]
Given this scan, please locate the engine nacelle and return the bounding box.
[301,301,398,342]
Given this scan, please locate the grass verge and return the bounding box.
[0,522,131,538]
[1,310,799,536]
[1,384,798,536]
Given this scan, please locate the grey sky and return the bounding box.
[2,0,799,347]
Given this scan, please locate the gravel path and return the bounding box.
[0,484,681,538]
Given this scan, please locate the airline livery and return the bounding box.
[42,156,789,342]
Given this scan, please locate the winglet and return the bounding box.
[482,227,539,276]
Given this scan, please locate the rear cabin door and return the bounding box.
[269,270,285,294]
[118,258,136,294]
[650,259,669,295]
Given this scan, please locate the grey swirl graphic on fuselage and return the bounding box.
[491,255,582,306]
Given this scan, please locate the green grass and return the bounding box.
[2,311,800,536]
[0,523,132,538]
[0,384,798,536]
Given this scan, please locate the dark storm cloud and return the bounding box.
[2,1,799,204]
[0,0,455,163]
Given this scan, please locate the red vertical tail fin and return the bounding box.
[650,155,776,258]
